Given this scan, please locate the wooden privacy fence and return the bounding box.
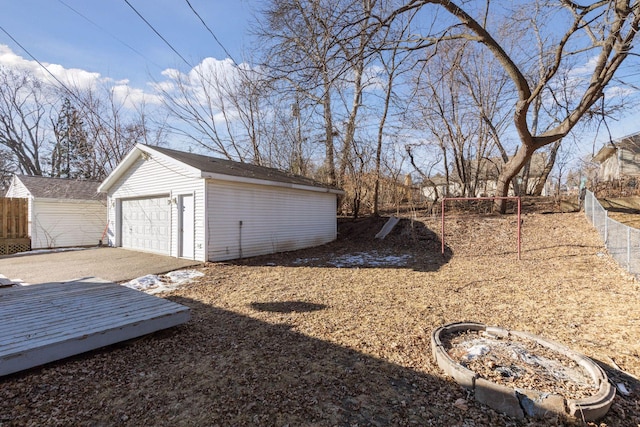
[0,198,30,255]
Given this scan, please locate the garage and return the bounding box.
[99,144,343,262]
[6,175,107,249]
[121,196,170,255]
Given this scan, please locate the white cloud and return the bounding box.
[112,83,163,109]
[154,56,249,124]
[605,85,636,98]
[0,44,101,90]
[570,56,599,76]
[0,44,163,111]
[161,67,182,80]
[44,63,102,91]
[149,80,175,93]
[0,44,37,70]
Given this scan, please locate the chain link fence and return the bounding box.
[584,190,640,277]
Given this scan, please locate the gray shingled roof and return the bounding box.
[148,145,339,191]
[16,175,106,200]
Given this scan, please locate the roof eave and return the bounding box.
[98,143,203,193]
[593,145,616,163]
[98,144,145,193]
[33,197,106,203]
[202,171,344,195]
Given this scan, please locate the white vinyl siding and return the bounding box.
[30,200,107,249]
[6,178,30,198]
[7,177,106,249]
[106,155,206,261]
[620,149,640,178]
[206,179,337,261]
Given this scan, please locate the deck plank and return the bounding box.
[0,277,190,377]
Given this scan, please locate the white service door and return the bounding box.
[179,194,194,258]
[121,197,170,255]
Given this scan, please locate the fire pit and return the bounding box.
[431,322,615,421]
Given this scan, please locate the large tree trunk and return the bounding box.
[495,144,535,212]
[322,72,336,186]
[532,140,561,196]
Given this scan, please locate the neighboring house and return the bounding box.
[6,175,107,249]
[593,132,640,182]
[422,153,552,200]
[98,144,344,262]
[474,153,552,197]
[421,174,464,200]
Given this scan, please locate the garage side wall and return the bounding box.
[106,156,206,261]
[619,148,640,178]
[206,180,337,261]
[31,200,106,249]
[599,154,620,181]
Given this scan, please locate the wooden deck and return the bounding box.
[0,277,190,377]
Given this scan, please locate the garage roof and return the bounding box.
[13,175,106,200]
[99,144,344,194]
[150,145,339,189]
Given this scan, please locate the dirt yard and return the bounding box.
[2,200,640,426]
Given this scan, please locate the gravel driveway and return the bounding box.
[0,247,202,284]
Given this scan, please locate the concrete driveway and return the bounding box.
[0,247,202,285]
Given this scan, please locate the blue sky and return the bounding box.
[0,0,256,87]
[0,0,638,163]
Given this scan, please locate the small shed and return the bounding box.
[593,132,640,182]
[98,144,344,262]
[6,175,107,249]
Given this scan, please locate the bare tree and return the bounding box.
[0,67,51,176]
[406,39,511,198]
[389,0,640,211]
[157,59,272,163]
[0,147,15,189]
[258,0,366,186]
[74,84,161,178]
[371,15,415,215]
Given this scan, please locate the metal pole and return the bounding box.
[517,197,521,261]
[441,198,445,257]
[627,227,631,272]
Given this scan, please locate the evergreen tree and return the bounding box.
[50,98,94,179]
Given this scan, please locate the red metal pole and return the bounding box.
[517,197,521,261]
[441,198,445,257]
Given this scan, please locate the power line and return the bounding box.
[0,25,77,93]
[184,0,238,66]
[0,25,137,148]
[57,0,165,71]
[123,0,193,69]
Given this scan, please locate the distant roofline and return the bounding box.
[593,131,640,163]
[13,174,105,200]
[15,174,102,184]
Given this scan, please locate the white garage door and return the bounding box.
[121,197,170,255]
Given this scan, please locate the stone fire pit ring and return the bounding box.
[431,322,615,421]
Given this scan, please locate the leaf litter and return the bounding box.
[445,330,597,400]
[1,200,640,426]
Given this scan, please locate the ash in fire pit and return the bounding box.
[446,331,597,399]
[431,322,615,421]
